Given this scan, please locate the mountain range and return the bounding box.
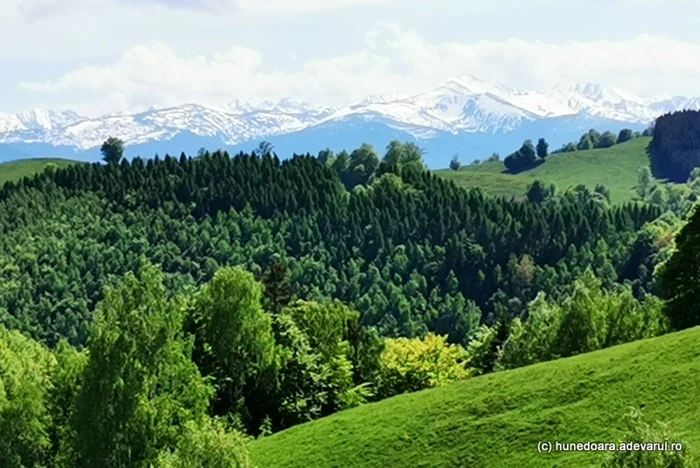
[1,74,698,168]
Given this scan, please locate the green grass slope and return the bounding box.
[251,327,700,468]
[436,137,657,203]
[0,158,80,186]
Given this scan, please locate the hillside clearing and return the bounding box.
[251,327,700,468]
[0,158,80,186]
[436,138,662,203]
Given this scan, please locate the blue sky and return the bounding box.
[2,0,700,116]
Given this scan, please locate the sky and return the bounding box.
[2,0,700,116]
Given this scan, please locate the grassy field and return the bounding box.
[436,137,656,204]
[251,327,700,468]
[0,158,80,186]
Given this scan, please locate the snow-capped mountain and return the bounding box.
[1,74,699,167]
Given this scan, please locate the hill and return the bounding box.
[436,137,657,203]
[0,158,80,185]
[251,326,700,468]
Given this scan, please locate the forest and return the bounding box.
[649,109,700,182]
[1,128,699,466]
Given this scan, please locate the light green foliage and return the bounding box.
[648,183,695,218]
[499,272,668,369]
[601,409,696,467]
[376,334,470,398]
[188,267,276,421]
[383,140,426,171]
[265,299,380,430]
[0,158,78,186]
[251,327,700,468]
[270,311,330,426]
[156,418,252,468]
[555,272,610,356]
[281,300,361,413]
[0,326,56,468]
[637,165,653,200]
[465,325,496,376]
[47,340,87,467]
[74,263,213,468]
[285,300,355,358]
[497,293,560,369]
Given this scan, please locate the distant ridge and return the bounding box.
[1,75,698,167]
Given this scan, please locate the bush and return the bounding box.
[600,408,695,467]
[156,419,251,468]
[376,334,470,399]
[618,128,634,144]
[0,326,56,468]
[597,131,618,149]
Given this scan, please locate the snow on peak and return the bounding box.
[1,74,698,151]
[354,93,407,107]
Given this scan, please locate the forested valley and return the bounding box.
[2,111,700,467]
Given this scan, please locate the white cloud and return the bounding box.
[14,0,390,20]
[17,22,700,115]
[17,0,237,19]
[235,0,391,14]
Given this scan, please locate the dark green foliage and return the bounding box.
[317,148,335,166]
[595,184,612,204]
[536,138,549,159]
[0,147,663,352]
[341,144,380,188]
[73,264,214,467]
[449,154,461,171]
[578,134,594,150]
[253,141,274,157]
[552,128,631,155]
[261,258,295,316]
[660,205,700,329]
[617,129,634,144]
[649,110,700,182]
[186,267,277,428]
[504,140,539,171]
[597,131,618,149]
[526,179,555,204]
[100,137,125,165]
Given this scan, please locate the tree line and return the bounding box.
[3,135,698,466]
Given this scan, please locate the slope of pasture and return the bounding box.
[437,137,655,203]
[251,326,700,468]
[0,158,80,185]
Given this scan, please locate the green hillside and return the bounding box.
[251,327,700,468]
[0,158,80,185]
[437,137,658,203]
